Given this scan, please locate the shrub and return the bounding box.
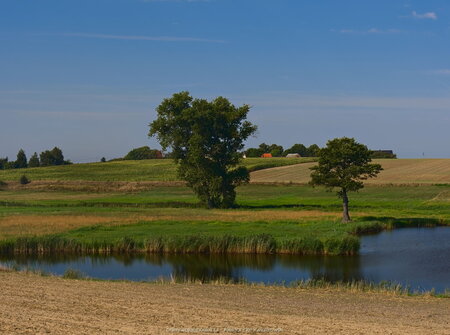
[19,175,30,185]
[63,268,85,279]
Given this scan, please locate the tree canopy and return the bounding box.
[310,137,382,222]
[124,146,162,160]
[40,147,69,167]
[149,91,257,208]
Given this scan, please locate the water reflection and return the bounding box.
[1,227,448,292]
[0,253,363,283]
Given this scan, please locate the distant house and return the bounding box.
[286,153,301,158]
[261,153,272,158]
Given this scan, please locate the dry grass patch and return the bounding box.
[0,191,112,202]
[0,209,342,239]
[0,215,128,239]
[130,209,341,223]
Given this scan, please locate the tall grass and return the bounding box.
[0,234,359,256]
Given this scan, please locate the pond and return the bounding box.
[1,227,449,292]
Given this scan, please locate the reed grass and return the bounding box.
[2,263,446,297]
[0,234,360,256]
[62,268,86,279]
[146,276,449,297]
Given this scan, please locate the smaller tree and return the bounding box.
[40,147,68,166]
[15,149,28,169]
[50,147,65,165]
[40,150,53,166]
[245,147,263,157]
[310,137,382,223]
[268,144,284,157]
[258,143,270,154]
[28,152,40,168]
[307,144,320,157]
[100,157,106,163]
[0,157,8,170]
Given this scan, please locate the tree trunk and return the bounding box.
[342,189,351,223]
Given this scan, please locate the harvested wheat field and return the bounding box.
[251,159,450,185]
[0,271,449,335]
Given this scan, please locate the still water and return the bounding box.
[1,227,449,292]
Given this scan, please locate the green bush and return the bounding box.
[19,175,30,185]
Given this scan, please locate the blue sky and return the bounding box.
[1,0,449,162]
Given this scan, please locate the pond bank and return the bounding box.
[1,219,448,256]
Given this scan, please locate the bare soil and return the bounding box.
[0,271,448,334]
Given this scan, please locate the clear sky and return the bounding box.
[1,0,449,162]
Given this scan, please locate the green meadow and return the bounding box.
[0,179,449,255]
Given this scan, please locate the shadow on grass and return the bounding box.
[0,200,203,209]
[237,204,325,209]
[0,200,338,210]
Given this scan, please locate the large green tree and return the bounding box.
[310,137,383,223]
[149,92,257,208]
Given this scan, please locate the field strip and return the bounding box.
[0,271,448,335]
[251,159,450,184]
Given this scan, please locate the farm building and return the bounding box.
[286,153,301,158]
[261,153,273,158]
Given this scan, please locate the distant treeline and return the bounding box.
[244,143,397,159]
[1,144,396,169]
[245,143,320,157]
[0,147,72,170]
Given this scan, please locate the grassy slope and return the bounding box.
[251,159,450,184]
[0,157,313,182]
[1,158,449,255]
